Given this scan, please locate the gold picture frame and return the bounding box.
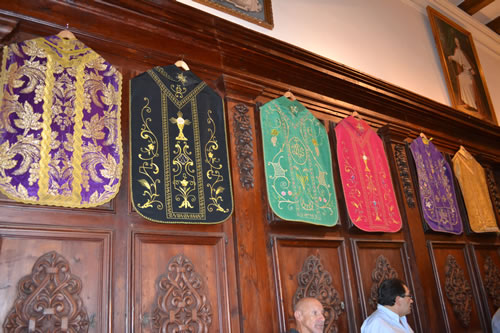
[193,0,273,29]
[427,6,497,124]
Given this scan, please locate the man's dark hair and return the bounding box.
[377,278,406,306]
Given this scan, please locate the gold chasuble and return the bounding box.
[129,66,233,224]
[452,146,499,233]
[0,35,123,207]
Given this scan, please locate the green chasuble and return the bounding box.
[260,96,338,226]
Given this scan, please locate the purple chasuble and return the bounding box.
[409,137,463,234]
[0,35,123,207]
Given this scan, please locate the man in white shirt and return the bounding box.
[361,278,414,333]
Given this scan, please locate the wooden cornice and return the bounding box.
[0,0,499,158]
[458,0,494,15]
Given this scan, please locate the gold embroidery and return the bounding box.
[205,109,229,213]
[172,141,195,209]
[147,69,211,220]
[137,97,163,210]
[170,111,191,141]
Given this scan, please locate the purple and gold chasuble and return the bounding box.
[0,36,122,207]
[260,97,338,226]
[452,146,499,233]
[409,137,463,234]
[335,116,402,232]
[130,66,233,224]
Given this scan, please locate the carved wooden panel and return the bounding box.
[393,144,416,208]
[232,103,254,190]
[444,254,472,328]
[151,254,212,332]
[350,239,419,330]
[271,236,352,333]
[468,243,500,319]
[0,226,111,333]
[131,231,230,333]
[3,251,90,332]
[427,241,485,332]
[485,166,500,214]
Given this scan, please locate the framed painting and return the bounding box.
[427,6,497,124]
[193,0,273,29]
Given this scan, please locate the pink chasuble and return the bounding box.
[335,116,402,232]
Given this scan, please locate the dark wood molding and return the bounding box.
[458,0,494,15]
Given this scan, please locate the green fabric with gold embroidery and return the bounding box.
[260,96,338,226]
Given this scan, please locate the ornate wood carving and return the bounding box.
[293,255,344,333]
[484,256,500,308]
[3,251,89,332]
[369,255,399,310]
[394,144,416,208]
[485,166,500,215]
[233,103,254,190]
[151,254,212,332]
[444,255,472,328]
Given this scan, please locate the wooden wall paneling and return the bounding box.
[350,239,421,332]
[468,243,500,321]
[378,125,437,333]
[131,231,232,333]
[0,224,112,333]
[427,241,487,332]
[216,74,277,332]
[270,235,353,333]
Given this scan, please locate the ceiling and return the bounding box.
[448,0,500,34]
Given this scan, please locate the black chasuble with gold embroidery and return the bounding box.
[130,66,233,223]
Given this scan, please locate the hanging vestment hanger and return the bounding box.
[57,24,76,40]
[283,90,296,101]
[420,132,432,144]
[352,110,363,120]
[175,59,190,71]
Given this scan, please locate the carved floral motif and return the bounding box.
[484,256,500,308]
[485,166,500,215]
[293,255,344,333]
[369,255,398,310]
[3,251,89,332]
[445,255,472,328]
[233,103,254,190]
[151,254,212,332]
[394,144,416,208]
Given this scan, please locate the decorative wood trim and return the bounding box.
[444,254,472,328]
[394,144,416,208]
[3,251,90,332]
[152,254,212,332]
[233,103,254,190]
[369,255,399,310]
[484,256,500,308]
[485,166,500,215]
[293,255,344,333]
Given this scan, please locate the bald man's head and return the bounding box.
[293,297,325,333]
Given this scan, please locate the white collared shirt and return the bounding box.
[361,304,414,333]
